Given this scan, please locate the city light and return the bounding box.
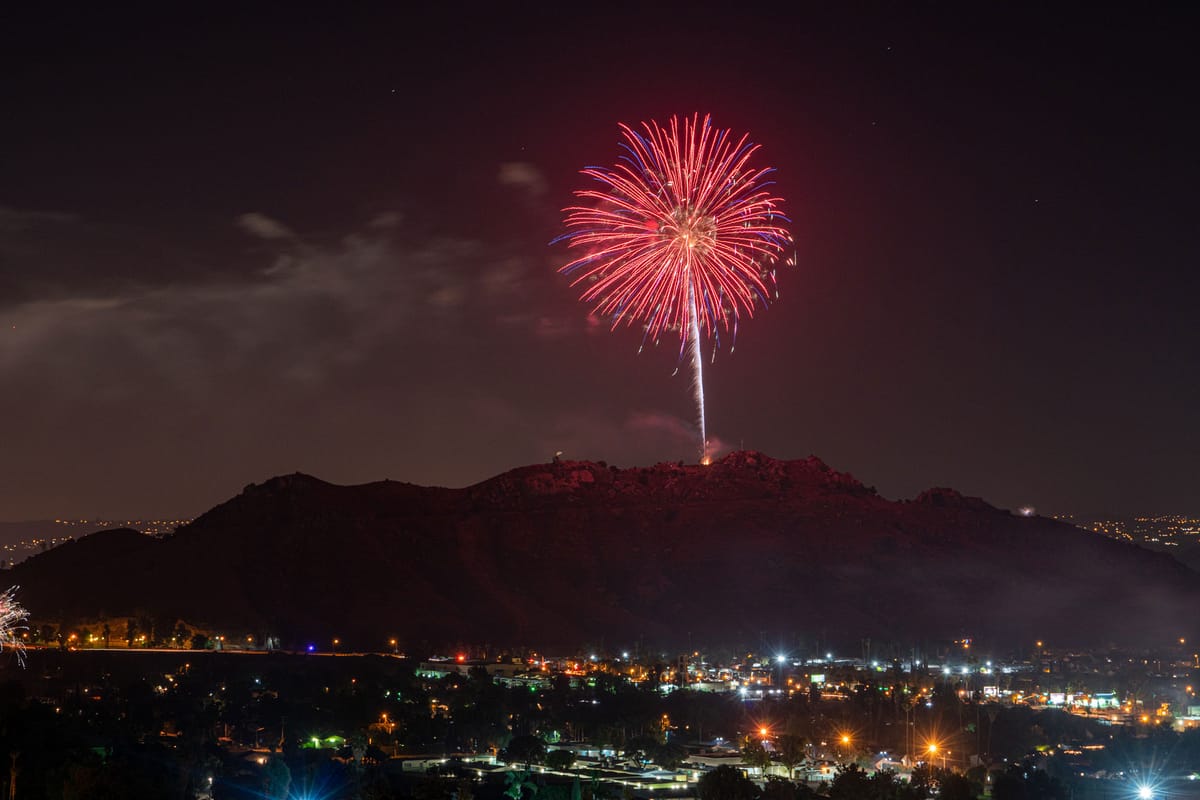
[9,623,1200,789]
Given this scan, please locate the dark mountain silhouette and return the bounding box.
[13,452,1200,650]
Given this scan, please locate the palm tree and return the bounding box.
[504,769,538,800]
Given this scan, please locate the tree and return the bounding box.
[504,769,539,800]
[829,764,873,800]
[697,766,756,800]
[650,740,686,770]
[990,763,1066,800]
[624,734,659,769]
[547,750,577,771]
[741,736,771,774]
[908,765,936,800]
[870,769,909,800]
[935,769,978,800]
[581,770,611,800]
[763,777,800,800]
[504,735,548,767]
[777,734,807,780]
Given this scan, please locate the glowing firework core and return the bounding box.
[666,208,717,254]
[558,114,791,459]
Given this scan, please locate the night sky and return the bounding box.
[2,4,1197,520]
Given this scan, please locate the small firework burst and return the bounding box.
[0,587,28,665]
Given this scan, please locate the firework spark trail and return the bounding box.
[687,280,707,460]
[0,587,28,666]
[558,114,791,459]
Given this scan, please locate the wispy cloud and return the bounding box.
[498,162,547,197]
[0,213,543,390]
[236,212,296,241]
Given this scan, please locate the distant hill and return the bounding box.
[0,518,186,565]
[12,452,1200,650]
[1152,541,1200,574]
[0,520,79,563]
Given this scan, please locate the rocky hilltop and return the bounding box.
[13,452,1199,649]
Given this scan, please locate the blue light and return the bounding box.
[306,644,315,652]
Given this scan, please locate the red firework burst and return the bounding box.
[558,113,792,352]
